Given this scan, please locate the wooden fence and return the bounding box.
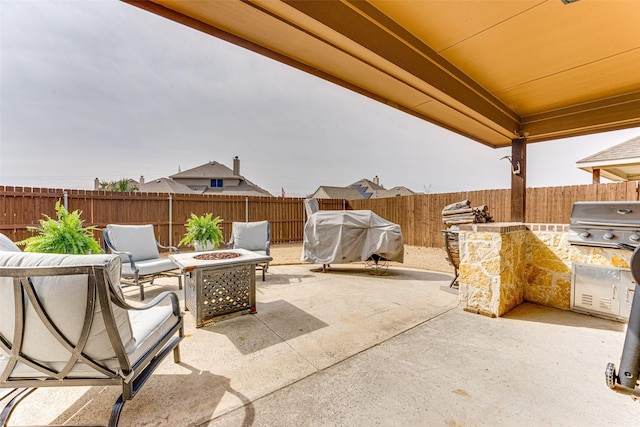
[350,181,639,247]
[1,181,638,250]
[350,189,512,248]
[0,187,344,248]
[349,181,639,247]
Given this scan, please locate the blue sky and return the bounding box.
[1,0,639,197]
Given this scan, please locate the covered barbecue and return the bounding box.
[301,210,404,266]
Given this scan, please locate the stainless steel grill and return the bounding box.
[568,201,640,248]
[571,204,640,397]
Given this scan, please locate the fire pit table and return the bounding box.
[170,249,272,327]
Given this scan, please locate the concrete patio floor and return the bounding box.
[6,264,639,426]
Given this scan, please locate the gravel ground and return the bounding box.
[269,243,454,274]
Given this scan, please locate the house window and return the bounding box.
[210,179,223,188]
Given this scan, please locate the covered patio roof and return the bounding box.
[124,0,640,149]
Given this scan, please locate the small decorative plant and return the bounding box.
[179,213,224,251]
[17,200,102,254]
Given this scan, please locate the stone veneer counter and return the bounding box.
[458,222,527,317]
[456,222,633,319]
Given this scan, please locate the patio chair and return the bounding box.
[227,220,270,281]
[304,198,319,217]
[0,251,184,427]
[103,224,182,301]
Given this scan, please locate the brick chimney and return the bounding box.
[139,175,145,185]
[373,175,380,185]
[233,156,240,176]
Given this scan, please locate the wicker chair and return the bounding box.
[103,224,182,300]
[0,250,184,427]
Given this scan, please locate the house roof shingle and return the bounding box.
[577,135,640,164]
[312,186,364,200]
[170,161,237,179]
[138,178,199,194]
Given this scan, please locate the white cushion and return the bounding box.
[231,221,269,251]
[121,258,179,277]
[2,303,180,379]
[128,304,179,365]
[0,252,134,365]
[106,224,160,261]
[0,233,20,252]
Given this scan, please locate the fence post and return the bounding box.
[63,191,68,210]
[168,194,173,247]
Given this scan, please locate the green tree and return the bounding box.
[99,178,139,192]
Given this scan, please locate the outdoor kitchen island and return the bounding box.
[170,249,272,328]
[457,214,636,320]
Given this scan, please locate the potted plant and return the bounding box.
[17,200,102,254]
[179,213,224,251]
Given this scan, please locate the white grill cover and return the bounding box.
[302,210,404,264]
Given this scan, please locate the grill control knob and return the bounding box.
[604,232,615,240]
[631,234,640,242]
[579,231,591,238]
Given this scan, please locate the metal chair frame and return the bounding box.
[103,226,182,300]
[0,263,184,426]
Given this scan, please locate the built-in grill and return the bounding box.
[569,201,640,322]
[568,201,640,248]
[568,202,640,397]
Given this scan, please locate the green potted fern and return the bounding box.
[178,213,224,251]
[17,200,102,254]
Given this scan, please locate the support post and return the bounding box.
[511,137,526,222]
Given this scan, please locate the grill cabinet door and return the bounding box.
[572,264,622,319]
[620,270,635,319]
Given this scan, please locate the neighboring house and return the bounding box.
[378,186,415,198]
[576,135,640,183]
[350,178,385,198]
[309,176,415,199]
[169,157,273,197]
[309,186,364,200]
[138,177,197,194]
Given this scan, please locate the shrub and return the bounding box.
[17,201,102,254]
[178,213,224,250]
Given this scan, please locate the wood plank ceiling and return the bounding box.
[125,0,640,148]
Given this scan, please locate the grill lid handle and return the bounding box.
[617,209,633,214]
